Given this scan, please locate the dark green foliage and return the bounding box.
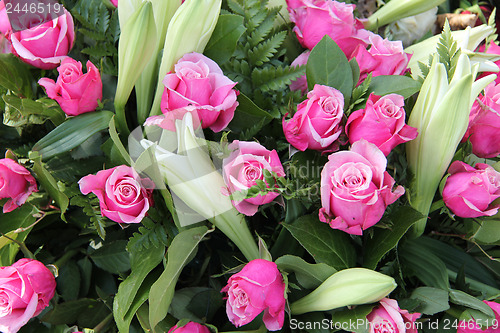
[126,216,170,253]
[70,191,109,240]
[71,0,120,75]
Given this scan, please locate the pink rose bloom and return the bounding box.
[0,158,37,213]
[283,84,344,153]
[463,82,500,158]
[319,139,404,235]
[290,50,310,94]
[79,165,155,224]
[161,52,238,132]
[145,106,202,131]
[351,34,410,84]
[442,161,500,218]
[364,298,421,333]
[8,8,75,69]
[222,140,285,216]
[457,301,500,333]
[38,58,102,117]
[0,258,56,333]
[110,0,118,7]
[0,0,11,35]
[221,259,285,331]
[286,0,368,55]
[168,322,210,333]
[346,93,418,156]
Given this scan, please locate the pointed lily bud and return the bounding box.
[366,0,445,31]
[290,268,396,315]
[406,53,496,236]
[150,0,222,117]
[114,1,157,133]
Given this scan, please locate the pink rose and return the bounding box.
[0,158,37,213]
[110,0,118,7]
[364,298,421,333]
[222,141,285,216]
[0,258,56,333]
[0,0,11,35]
[289,50,310,94]
[79,165,155,224]
[457,301,500,333]
[161,52,238,132]
[221,259,285,331]
[286,0,368,55]
[0,33,10,54]
[463,82,500,158]
[319,139,404,235]
[145,106,202,131]
[351,34,410,84]
[442,161,500,218]
[38,58,102,117]
[8,8,75,69]
[345,93,418,156]
[168,322,210,333]
[283,84,344,153]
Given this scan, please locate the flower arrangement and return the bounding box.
[0,0,499,332]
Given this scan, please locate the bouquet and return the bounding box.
[0,0,499,332]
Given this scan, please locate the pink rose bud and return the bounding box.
[39,58,103,117]
[442,161,500,218]
[161,52,239,133]
[0,258,56,333]
[346,93,418,156]
[319,139,404,235]
[283,84,344,153]
[222,140,285,216]
[289,50,310,94]
[351,34,410,84]
[0,158,38,213]
[457,301,500,333]
[8,7,75,69]
[221,259,286,331]
[463,82,500,158]
[365,298,421,333]
[286,0,368,56]
[79,165,155,224]
[168,322,211,333]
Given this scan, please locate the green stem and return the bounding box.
[210,210,259,261]
[113,102,130,136]
[54,249,79,268]
[93,313,113,333]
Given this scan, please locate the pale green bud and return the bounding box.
[114,1,157,133]
[290,268,397,315]
[406,24,498,79]
[406,54,496,236]
[150,0,222,117]
[366,0,445,31]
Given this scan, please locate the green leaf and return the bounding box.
[410,287,450,315]
[368,75,422,98]
[42,298,108,326]
[0,204,37,235]
[306,35,353,103]
[400,240,450,290]
[331,305,376,333]
[248,31,286,66]
[469,216,500,244]
[114,245,165,333]
[57,261,81,301]
[0,54,33,98]
[148,226,212,332]
[31,155,69,218]
[204,14,246,65]
[32,111,114,160]
[363,206,424,269]
[2,95,65,127]
[275,255,337,289]
[90,240,131,274]
[170,287,213,322]
[283,215,356,269]
[449,289,495,318]
[229,92,276,132]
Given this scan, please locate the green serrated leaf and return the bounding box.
[204,14,246,65]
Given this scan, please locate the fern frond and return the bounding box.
[436,20,460,81]
[252,65,306,92]
[127,218,170,252]
[248,31,286,66]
